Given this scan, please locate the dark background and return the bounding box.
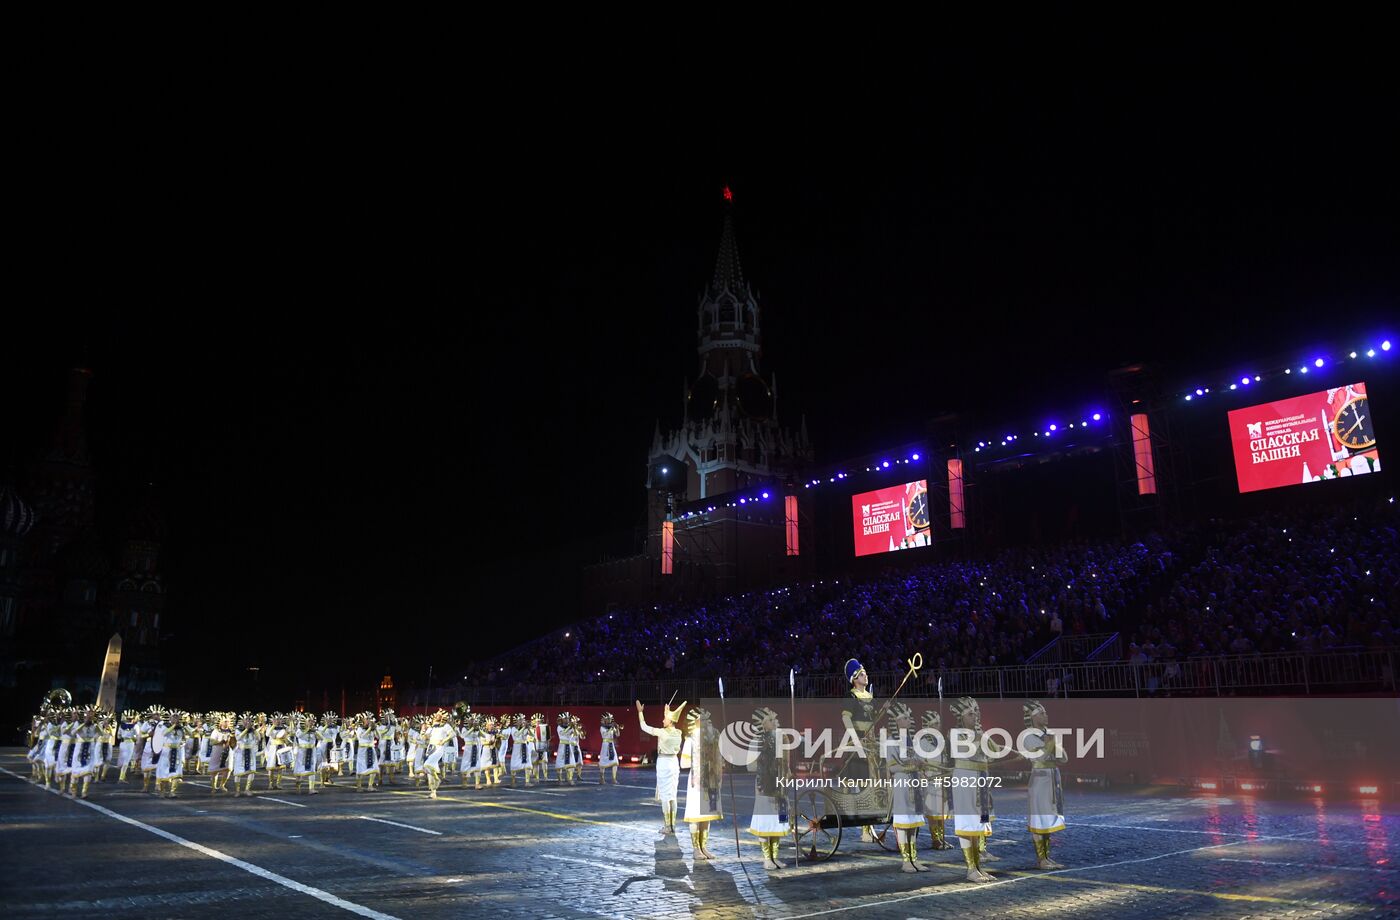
[4,28,1397,704]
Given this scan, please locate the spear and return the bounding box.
[789,667,800,869]
[718,677,743,859]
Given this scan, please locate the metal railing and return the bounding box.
[1025,632,1120,665]
[405,648,1398,708]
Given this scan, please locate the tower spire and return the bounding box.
[711,187,745,295]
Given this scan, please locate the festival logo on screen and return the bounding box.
[852,480,932,557]
[1228,382,1381,493]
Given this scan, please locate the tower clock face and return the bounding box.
[1333,397,1375,451]
[907,488,930,530]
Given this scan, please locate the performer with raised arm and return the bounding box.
[1021,700,1067,869]
[748,707,788,871]
[597,712,621,784]
[422,710,456,799]
[636,697,685,835]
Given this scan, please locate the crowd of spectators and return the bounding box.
[463,499,1397,695]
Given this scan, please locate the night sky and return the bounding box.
[5,31,1397,703]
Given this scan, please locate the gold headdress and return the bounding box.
[922,710,941,730]
[949,697,981,728]
[1022,699,1047,727]
[664,699,687,723]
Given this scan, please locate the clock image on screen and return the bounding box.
[907,487,930,530]
[1333,396,1375,451]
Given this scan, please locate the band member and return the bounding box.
[949,697,1004,882]
[507,713,534,786]
[41,710,63,789]
[637,698,685,835]
[422,710,455,799]
[138,707,162,792]
[99,710,116,782]
[1022,700,1067,869]
[407,715,426,785]
[921,710,952,849]
[354,712,381,791]
[156,712,187,798]
[232,713,261,796]
[477,715,503,788]
[597,712,621,784]
[681,706,722,859]
[554,712,581,785]
[207,714,233,794]
[195,713,213,774]
[748,707,788,871]
[318,713,341,786]
[458,713,481,787]
[291,714,320,794]
[840,658,881,842]
[68,706,102,798]
[264,714,291,789]
[54,711,75,792]
[530,713,550,783]
[885,704,928,872]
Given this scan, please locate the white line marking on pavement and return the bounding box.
[261,796,308,808]
[1217,857,1397,873]
[782,830,1313,919]
[0,767,400,920]
[357,815,443,836]
[507,787,565,797]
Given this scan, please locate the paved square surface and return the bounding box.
[2,749,1395,919]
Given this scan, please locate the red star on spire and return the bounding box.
[722,185,733,202]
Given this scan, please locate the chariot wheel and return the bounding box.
[788,789,841,861]
[871,814,899,851]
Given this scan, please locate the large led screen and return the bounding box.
[852,480,931,556]
[1228,382,1379,493]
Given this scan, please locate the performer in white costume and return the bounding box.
[1021,700,1068,869]
[597,712,621,784]
[748,707,789,871]
[636,698,685,835]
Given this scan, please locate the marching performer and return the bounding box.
[354,712,381,791]
[459,713,481,787]
[318,713,341,786]
[948,697,1005,882]
[54,711,75,792]
[530,713,550,783]
[231,713,261,796]
[422,710,456,798]
[495,715,511,781]
[41,710,63,789]
[637,698,685,835]
[195,713,213,774]
[840,658,881,843]
[99,710,116,782]
[597,712,621,784]
[264,714,291,790]
[748,707,788,871]
[1022,700,1067,869]
[27,710,50,784]
[138,706,162,793]
[681,706,722,858]
[554,712,582,785]
[207,714,232,794]
[156,712,187,798]
[406,715,426,785]
[292,714,320,794]
[921,710,952,849]
[884,704,928,872]
[115,710,140,784]
[478,715,503,788]
[68,706,103,798]
[507,713,534,786]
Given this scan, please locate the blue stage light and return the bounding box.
[912,453,920,460]
[1315,358,1325,367]
[882,461,890,468]
[1367,349,1376,357]
[1350,351,1357,358]
[1286,368,1291,373]
[1384,340,1392,351]
[761,491,770,499]
[1255,375,1261,381]
[1093,413,1102,420]
[1196,388,1204,396]
[1185,395,1192,401]
[1300,366,1308,373]
[1230,384,1237,390]
[1049,424,1057,431]
[1241,377,1250,385]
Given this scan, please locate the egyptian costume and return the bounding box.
[681,707,722,859]
[69,713,102,797]
[232,716,261,795]
[921,710,952,849]
[1022,700,1067,868]
[839,659,883,842]
[531,714,550,781]
[597,713,621,783]
[748,707,789,870]
[554,714,582,783]
[459,716,483,787]
[422,713,456,797]
[638,700,685,834]
[318,715,341,784]
[292,719,320,793]
[354,716,381,789]
[206,718,232,793]
[948,697,1002,882]
[156,721,187,797]
[884,703,929,871]
[507,715,534,784]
